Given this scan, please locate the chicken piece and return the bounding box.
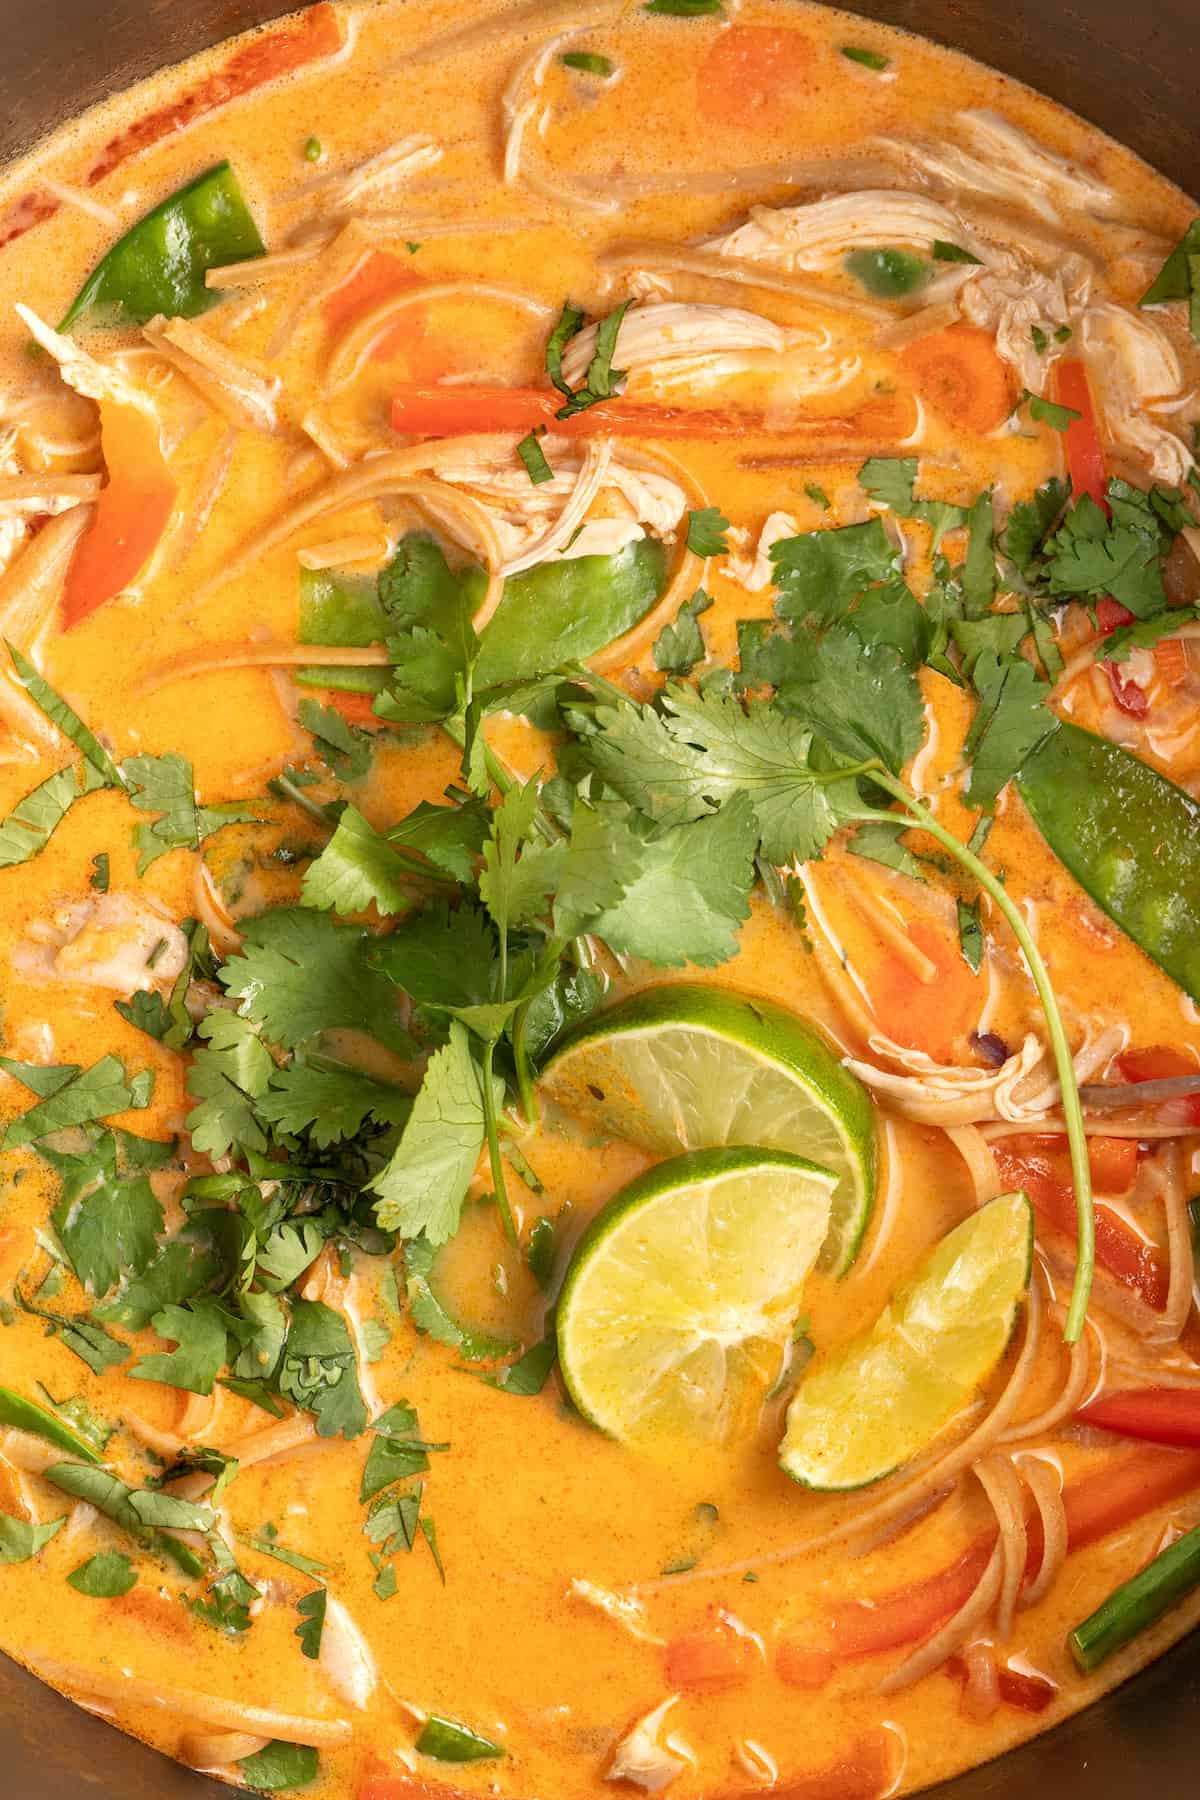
[17,893,187,996]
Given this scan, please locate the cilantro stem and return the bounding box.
[480,1039,517,1245]
[863,774,1093,1341]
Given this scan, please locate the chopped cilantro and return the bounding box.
[89,851,110,891]
[238,1742,320,1792]
[956,897,984,973]
[67,1549,137,1597]
[1021,388,1080,432]
[840,44,889,70]
[845,247,930,299]
[653,588,712,675]
[295,1586,326,1659]
[562,50,615,75]
[932,240,981,264]
[516,429,554,485]
[686,506,731,557]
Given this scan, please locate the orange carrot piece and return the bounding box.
[60,402,176,630]
[663,1616,755,1693]
[896,323,1016,435]
[1153,634,1190,687]
[696,26,815,125]
[867,916,984,1064]
[323,249,424,335]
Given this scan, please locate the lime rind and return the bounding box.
[779,1191,1034,1492]
[557,1145,838,1444]
[542,984,877,1276]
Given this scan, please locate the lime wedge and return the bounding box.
[557,1145,838,1444]
[541,985,876,1276]
[779,1191,1033,1491]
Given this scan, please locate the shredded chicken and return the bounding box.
[606,1698,693,1793]
[569,1579,664,1645]
[959,254,1091,391]
[722,511,799,591]
[704,191,991,288]
[881,109,1118,226]
[319,1593,377,1710]
[16,894,188,996]
[143,315,281,435]
[558,300,791,389]
[845,1022,1129,1128]
[14,304,144,411]
[1080,302,1195,483]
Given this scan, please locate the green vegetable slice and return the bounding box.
[1017,720,1200,1001]
[416,1714,505,1762]
[845,248,931,298]
[1069,1521,1200,1672]
[298,569,392,694]
[0,1385,104,1463]
[780,1192,1033,1490]
[60,162,265,329]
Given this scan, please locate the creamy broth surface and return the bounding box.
[1,5,1200,1800]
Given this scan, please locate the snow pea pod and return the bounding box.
[59,161,265,329]
[415,1714,504,1762]
[1017,719,1200,1001]
[297,537,668,695]
[0,1385,103,1463]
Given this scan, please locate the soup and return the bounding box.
[1,3,1199,1797]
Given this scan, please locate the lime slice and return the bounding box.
[779,1191,1033,1491]
[541,985,876,1276]
[557,1145,838,1444]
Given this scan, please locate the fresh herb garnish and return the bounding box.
[562,50,616,75]
[516,429,554,485]
[840,44,889,70]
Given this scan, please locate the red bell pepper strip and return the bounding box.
[1079,1388,1200,1448]
[60,401,176,630]
[1055,358,1109,510]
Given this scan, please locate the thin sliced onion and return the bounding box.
[402,0,621,66]
[973,1455,1027,1639]
[119,1409,188,1458]
[1000,1320,1092,1443]
[0,506,95,754]
[181,1729,271,1768]
[875,301,961,350]
[226,1412,318,1469]
[297,532,390,570]
[959,1641,1000,1721]
[1017,1456,1068,1606]
[205,243,331,289]
[879,1541,1005,1693]
[21,1655,351,1746]
[1149,1147,1193,1346]
[946,1125,1001,1207]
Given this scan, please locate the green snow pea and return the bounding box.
[0,1385,103,1464]
[59,161,265,330]
[1017,719,1200,1001]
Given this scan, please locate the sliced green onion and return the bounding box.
[840,45,889,71]
[562,51,615,76]
[517,430,554,486]
[1070,1523,1200,1672]
[415,1714,505,1762]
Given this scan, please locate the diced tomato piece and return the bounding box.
[1085,1134,1140,1192]
[946,1655,1057,1713]
[1096,596,1135,632]
[1116,1046,1200,1127]
[663,1615,754,1693]
[1055,359,1109,510]
[320,688,386,729]
[991,1134,1165,1310]
[1079,1388,1200,1449]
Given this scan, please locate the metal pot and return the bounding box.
[1,2,1197,1793]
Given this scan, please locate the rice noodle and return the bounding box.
[192,860,243,956]
[982,1116,1200,1141]
[205,244,331,289]
[578,154,903,203]
[502,435,613,577]
[0,505,94,756]
[0,474,101,510]
[324,280,552,393]
[973,1456,1027,1639]
[146,642,391,692]
[225,1411,318,1469]
[167,427,237,577]
[499,23,620,215]
[308,135,443,213]
[21,1655,351,1746]
[300,409,352,469]
[878,1541,1005,1693]
[143,315,281,434]
[38,177,120,227]
[635,1274,1043,1592]
[1148,1146,1193,1346]
[402,0,622,67]
[835,874,938,984]
[181,1729,271,1768]
[1000,1320,1093,1443]
[598,243,891,321]
[1017,1456,1068,1606]
[297,533,390,570]
[875,301,961,350]
[946,1125,1001,1207]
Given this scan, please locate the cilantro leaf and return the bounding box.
[479,778,562,942]
[359,1401,447,1502]
[963,650,1059,809]
[296,698,373,784]
[44,1129,165,1296]
[257,1063,410,1147]
[847,820,926,881]
[372,900,497,1013]
[67,1549,137,1596]
[957,897,984,973]
[777,625,924,774]
[295,1586,326,1660]
[516,429,553,485]
[553,300,630,419]
[0,1513,65,1564]
[2,1054,149,1150]
[279,1300,368,1439]
[369,1023,486,1243]
[130,1299,229,1394]
[544,301,586,397]
[1105,609,1200,663]
[771,518,898,625]
[653,588,712,675]
[479,1334,557,1396]
[1043,494,1167,618]
[961,494,996,615]
[858,456,966,546]
[0,761,108,869]
[16,1288,130,1375]
[95,1239,221,1330]
[1141,217,1200,319]
[222,909,416,1057]
[686,507,730,557]
[185,1012,272,1159]
[5,644,122,785]
[123,752,256,872]
[1003,476,1068,577]
[388,794,488,882]
[581,790,757,968]
[301,803,413,916]
[374,536,480,724]
[1022,390,1079,431]
[850,577,927,670]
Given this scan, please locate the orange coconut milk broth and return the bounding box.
[0,2,1197,1798]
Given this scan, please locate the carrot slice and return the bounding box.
[896,323,1016,435]
[60,402,176,630]
[1153,634,1190,687]
[696,26,814,125]
[864,915,984,1064]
